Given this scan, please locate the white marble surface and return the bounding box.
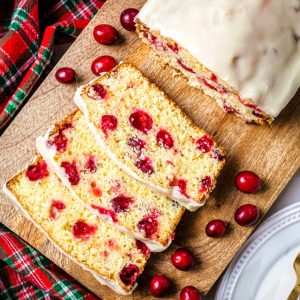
[206,169,300,299]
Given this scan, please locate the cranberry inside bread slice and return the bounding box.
[75,63,225,211]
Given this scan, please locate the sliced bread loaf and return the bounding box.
[4,157,150,295]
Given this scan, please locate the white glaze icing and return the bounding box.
[137,0,300,117]
[2,182,134,295]
[36,130,171,252]
[74,82,202,211]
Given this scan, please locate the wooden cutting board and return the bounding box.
[0,0,299,298]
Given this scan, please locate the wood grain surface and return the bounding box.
[0,0,299,299]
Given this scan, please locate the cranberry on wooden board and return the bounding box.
[235,170,261,193]
[205,220,227,237]
[149,274,171,297]
[91,55,117,75]
[171,248,195,271]
[235,204,260,226]
[93,24,119,45]
[55,67,76,83]
[120,8,139,31]
[180,286,203,300]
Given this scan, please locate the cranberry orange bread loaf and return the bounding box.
[36,110,185,251]
[136,0,300,124]
[74,64,225,211]
[3,157,150,295]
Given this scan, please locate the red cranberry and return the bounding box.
[55,67,76,83]
[235,204,260,226]
[84,156,97,173]
[26,161,49,181]
[119,264,139,286]
[211,149,225,161]
[171,248,196,271]
[135,157,154,175]
[101,115,118,134]
[92,187,102,197]
[52,132,67,153]
[49,200,66,220]
[180,286,203,300]
[88,84,107,100]
[196,135,213,153]
[136,240,151,256]
[137,212,159,238]
[235,171,261,193]
[170,178,189,198]
[120,8,139,31]
[128,137,146,153]
[156,129,174,149]
[177,59,195,74]
[205,220,226,237]
[91,204,118,223]
[93,24,119,45]
[167,43,179,54]
[199,176,212,192]
[129,110,153,134]
[72,220,97,240]
[91,55,117,75]
[60,161,80,185]
[149,274,171,297]
[111,195,133,212]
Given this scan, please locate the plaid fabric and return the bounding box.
[0,0,106,130]
[0,223,100,299]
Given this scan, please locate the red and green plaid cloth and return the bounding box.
[0,223,99,299]
[0,0,106,298]
[0,0,106,130]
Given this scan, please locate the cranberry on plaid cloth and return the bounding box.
[0,223,100,299]
[0,0,106,130]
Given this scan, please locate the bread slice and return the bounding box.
[3,157,150,295]
[36,110,185,251]
[74,63,225,211]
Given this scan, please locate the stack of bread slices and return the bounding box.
[4,64,225,295]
